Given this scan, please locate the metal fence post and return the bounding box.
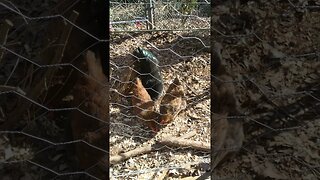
[146,0,154,29]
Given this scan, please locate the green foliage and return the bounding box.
[179,0,197,15]
[173,0,198,25]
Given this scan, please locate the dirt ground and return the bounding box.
[109,31,211,179]
[211,0,320,179]
[0,0,109,179]
[1,0,319,179]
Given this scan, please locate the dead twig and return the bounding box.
[157,169,169,180]
[181,177,200,180]
[110,144,153,165]
[177,130,197,139]
[110,130,198,165]
[0,85,26,95]
[0,19,13,63]
[158,136,210,152]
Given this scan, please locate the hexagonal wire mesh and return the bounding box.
[110,0,210,31]
[0,0,108,179]
[210,0,320,179]
[3,0,318,179]
[110,0,211,179]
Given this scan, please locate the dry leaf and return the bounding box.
[251,156,288,179]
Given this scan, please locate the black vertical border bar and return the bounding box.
[99,0,110,176]
[210,0,214,179]
[91,0,110,176]
[106,0,111,177]
[107,0,111,177]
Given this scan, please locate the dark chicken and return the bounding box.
[131,77,160,132]
[133,47,164,101]
[159,77,186,125]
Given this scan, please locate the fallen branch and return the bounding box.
[110,130,197,165]
[161,130,196,140]
[110,144,153,165]
[158,137,210,152]
[177,130,197,139]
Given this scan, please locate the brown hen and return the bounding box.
[159,77,186,125]
[211,41,244,170]
[131,77,160,132]
[71,50,107,177]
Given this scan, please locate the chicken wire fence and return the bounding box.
[211,0,320,179]
[109,0,211,179]
[110,0,211,31]
[1,0,319,179]
[0,0,109,179]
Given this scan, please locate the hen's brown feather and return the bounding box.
[131,77,160,132]
[71,50,107,173]
[159,77,185,125]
